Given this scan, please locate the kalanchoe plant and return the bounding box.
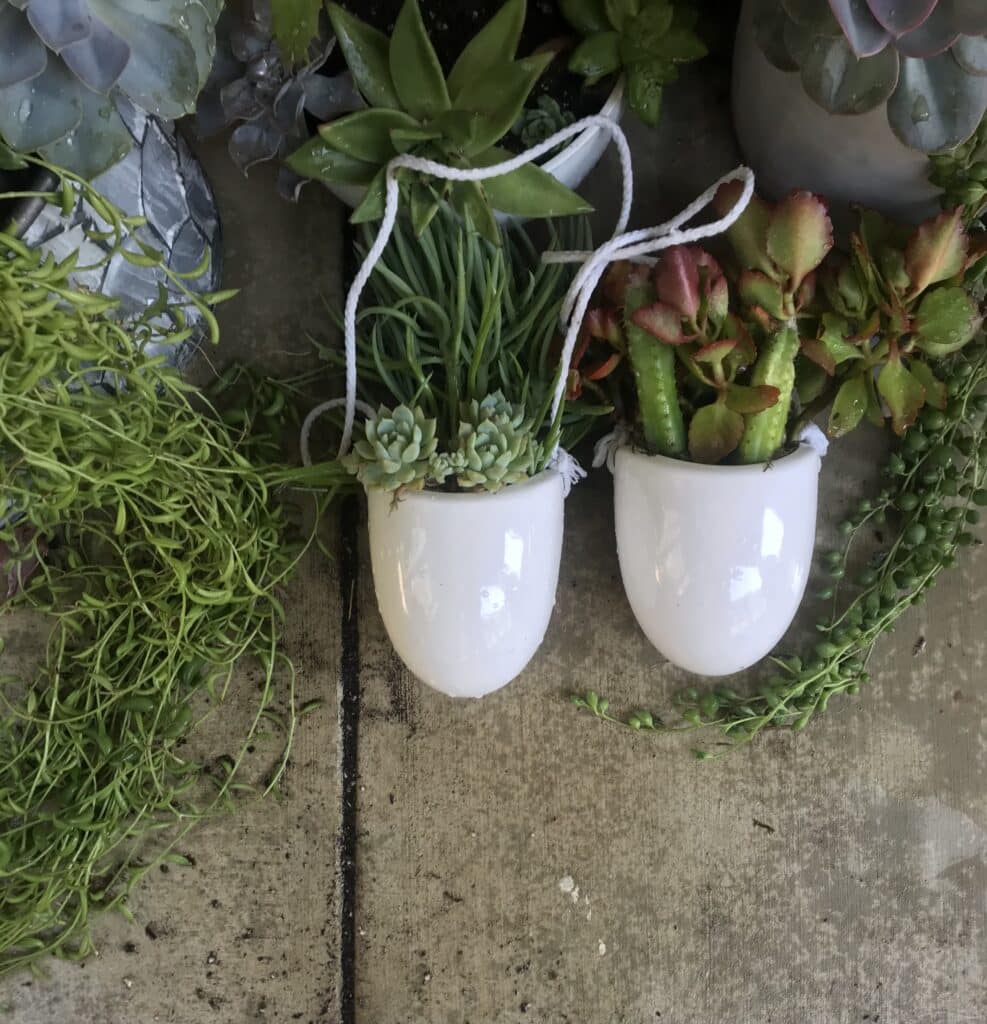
[559,0,707,126]
[194,0,364,200]
[591,188,836,464]
[751,0,987,152]
[0,0,221,178]
[813,205,986,435]
[288,0,592,244]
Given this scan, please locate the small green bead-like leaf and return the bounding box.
[390,0,451,119]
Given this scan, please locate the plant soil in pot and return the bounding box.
[367,471,564,696]
[732,0,987,226]
[614,445,820,675]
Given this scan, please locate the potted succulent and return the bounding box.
[733,0,987,223]
[581,184,984,676]
[560,0,707,127]
[287,0,614,238]
[326,209,607,696]
[0,0,222,179]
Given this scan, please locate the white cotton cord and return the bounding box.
[300,396,376,468]
[544,166,756,429]
[547,446,586,497]
[798,422,830,459]
[592,423,633,473]
[335,115,635,458]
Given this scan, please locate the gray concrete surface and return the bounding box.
[5,64,987,1024]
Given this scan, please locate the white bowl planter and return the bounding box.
[731,0,940,225]
[327,79,625,211]
[366,471,564,698]
[614,445,821,677]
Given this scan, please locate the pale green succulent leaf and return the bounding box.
[271,0,323,68]
[286,138,379,185]
[604,0,644,33]
[569,32,622,83]
[390,0,450,119]
[877,354,926,435]
[0,3,47,86]
[318,109,416,163]
[800,33,899,115]
[455,54,552,155]
[887,51,987,152]
[474,147,593,218]
[0,58,81,152]
[350,167,389,224]
[447,0,525,98]
[558,0,612,35]
[326,2,400,110]
[827,372,868,437]
[450,180,500,246]
[625,60,666,127]
[40,87,131,179]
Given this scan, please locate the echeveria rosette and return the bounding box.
[750,0,987,152]
[559,0,707,127]
[822,206,985,436]
[452,391,539,490]
[0,0,221,178]
[343,404,439,491]
[286,0,592,245]
[193,0,364,200]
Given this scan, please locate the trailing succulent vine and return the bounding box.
[0,161,347,972]
[573,183,987,752]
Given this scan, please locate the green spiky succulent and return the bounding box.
[343,404,439,491]
[0,0,221,179]
[452,395,539,491]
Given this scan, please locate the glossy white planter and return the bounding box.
[614,446,821,677]
[732,0,940,226]
[327,79,625,211]
[367,471,564,697]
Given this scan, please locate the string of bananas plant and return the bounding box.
[0,158,348,974]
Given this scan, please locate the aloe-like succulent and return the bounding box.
[559,0,707,126]
[0,0,221,178]
[452,392,538,490]
[194,0,363,200]
[751,0,987,152]
[287,0,592,244]
[821,206,985,435]
[343,403,439,491]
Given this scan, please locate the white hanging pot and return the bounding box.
[366,471,564,698]
[613,445,821,677]
[731,0,940,226]
[326,79,625,212]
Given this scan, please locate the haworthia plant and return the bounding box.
[288,0,592,243]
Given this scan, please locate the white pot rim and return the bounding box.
[365,468,561,506]
[541,76,625,174]
[616,442,820,477]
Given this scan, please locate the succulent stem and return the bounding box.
[738,320,800,465]
[625,278,687,457]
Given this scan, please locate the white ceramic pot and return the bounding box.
[731,0,940,226]
[367,471,564,697]
[327,79,625,211]
[614,445,821,677]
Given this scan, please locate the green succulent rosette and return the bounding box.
[343,404,439,491]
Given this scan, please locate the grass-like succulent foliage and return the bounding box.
[559,0,707,126]
[751,0,987,152]
[327,206,609,493]
[288,0,591,244]
[0,0,221,178]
